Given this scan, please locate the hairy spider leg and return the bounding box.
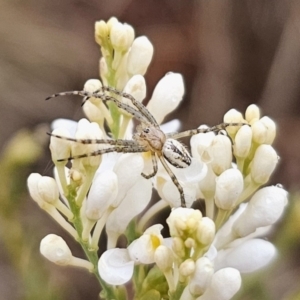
[48,132,138,146]
[158,153,186,208]
[57,145,148,162]
[141,152,158,179]
[100,86,160,128]
[167,122,248,139]
[46,91,151,126]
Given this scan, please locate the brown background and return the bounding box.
[0,0,300,299]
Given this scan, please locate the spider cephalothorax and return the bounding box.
[134,125,166,151]
[47,86,246,207]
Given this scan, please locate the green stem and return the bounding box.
[169,281,185,300]
[66,183,118,299]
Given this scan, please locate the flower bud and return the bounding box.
[172,237,185,258]
[40,234,72,266]
[72,119,102,168]
[233,125,252,158]
[49,128,71,164]
[86,171,118,221]
[214,239,276,273]
[210,135,232,175]
[245,104,260,123]
[215,169,244,210]
[251,145,278,184]
[179,259,195,277]
[123,74,146,108]
[82,101,104,125]
[127,36,154,75]
[233,185,288,237]
[189,257,214,296]
[83,79,102,105]
[191,131,215,163]
[147,72,184,124]
[223,109,245,136]
[197,268,241,300]
[110,22,130,51]
[27,173,44,205]
[167,208,202,238]
[95,20,108,45]
[260,116,276,144]
[84,79,102,93]
[196,217,215,245]
[37,176,59,205]
[154,245,174,272]
[107,17,118,31]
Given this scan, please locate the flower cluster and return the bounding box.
[27,17,288,300]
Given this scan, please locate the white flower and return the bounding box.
[210,134,232,175]
[245,104,260,123]
[233,125,252,158]
[167,207,202,238]
[98,248,134,285]
[123,74,147,106]
[72,118,103,169]
[40,234,93,270]
[214,239,276,273]
[233,185,288,237]
[189,257,214,296]
[147,72,184,124]
[251,145,278,184]
[85,170,118,221]
[127,36,154,76]
[127,224,164,264]
[215,169,244,210]
[196,268,241,300]
[49,128,71,164]
[106,176,152,248]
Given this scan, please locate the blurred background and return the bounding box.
[0,0,300,299]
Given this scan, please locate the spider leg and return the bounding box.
[46,91,151,125]
[101,86,160,128]
[167,122,248,139]
[158,154,186,208]
[57,146,147,162]
[141,152,158,179]
[48,132,138,146]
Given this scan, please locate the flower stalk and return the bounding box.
[27,16,289,300]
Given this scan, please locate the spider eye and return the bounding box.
[143,128,150,134]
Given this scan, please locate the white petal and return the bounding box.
[27,173,43,205]
[233,125,252,158]
[215,169,244,210]
[112,153,144,207]
[189,257,214,296]
[123,74,146,104]
[147,72,184,124]
[127,36,154,75]
[160,119,181,133]
[214,239,276,273]
[197,268,241,300]
[98,248,134,285]
[86,171,118,221]
[106,177,152,247]
[210,135,232,175]
[233,186,288,237]
[37,176,59,205]
[51,119,78,137]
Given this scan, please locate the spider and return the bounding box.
[46,86,245,208]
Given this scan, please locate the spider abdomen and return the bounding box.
[162,139,191,168]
